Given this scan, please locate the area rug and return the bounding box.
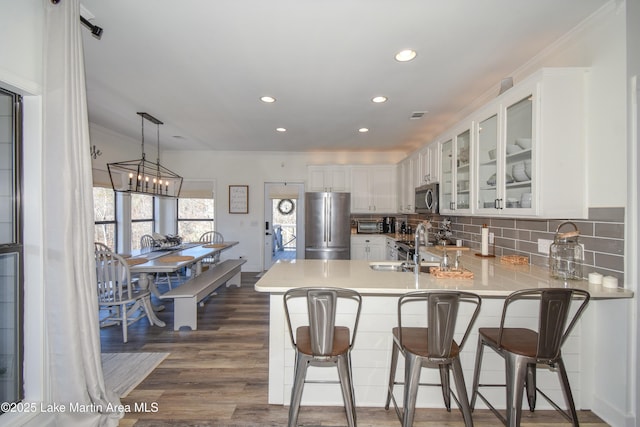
[101,352,169,397]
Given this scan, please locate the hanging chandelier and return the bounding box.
[107,112,183,198]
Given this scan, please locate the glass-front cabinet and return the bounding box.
[476,95,535,215]
[455,129,471,211]
[473,68,587,218]
[436,68,587,219]
[476,111,499,211]
[440,128,472,214]
[440,138,454,212]
[503,96,534,213]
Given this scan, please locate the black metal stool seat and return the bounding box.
[470,288,590,427]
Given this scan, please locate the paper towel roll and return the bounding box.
[602,276,618,289]
[481,226,489,256]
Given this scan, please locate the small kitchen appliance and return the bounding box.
[415,183,439,214]
[382,216,396,233]
[356,220,380,234]
[549,221,584,280]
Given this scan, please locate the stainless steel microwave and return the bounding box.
[415,184,439,214]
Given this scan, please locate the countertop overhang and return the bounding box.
[255,251,633,299]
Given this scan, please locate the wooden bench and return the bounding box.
[161,259,246,330]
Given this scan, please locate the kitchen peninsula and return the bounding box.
[254,251,633,410]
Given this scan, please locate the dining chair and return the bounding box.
[385,290,482,427]
[470,288,590,427]
[140,234,174,290]
[94,241,112,252]
[95,249,154,343]
[283,287,362,427]
[199,231,224,266]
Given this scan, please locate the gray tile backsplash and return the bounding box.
[406,207,625,284]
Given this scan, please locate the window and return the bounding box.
[0,88,24,410]
[177,198,214,242]
[131,193,155,250]
[93,187,116,249]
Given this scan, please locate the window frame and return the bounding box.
[176,197,215,243]
[0,87,25,409]
[130,193,156,249]
[93,186,118,249]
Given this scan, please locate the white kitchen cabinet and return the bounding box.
[307,165,350,192]
[397,157,414,213]
[439,126,472,215]
[385,237,398,260]
[351,235,387,260]
[417,142,440,186]
[473,67,588,218]
[350,165,397,213]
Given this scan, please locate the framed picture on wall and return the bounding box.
[229,185,249,214]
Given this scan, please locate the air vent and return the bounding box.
[410,111,427,119]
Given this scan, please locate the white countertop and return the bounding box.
[255,250,633,299]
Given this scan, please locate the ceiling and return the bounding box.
[80,0,608,154]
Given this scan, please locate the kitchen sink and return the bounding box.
[420,252,443,263]
[369,261,437,273]
[370,262,411,272]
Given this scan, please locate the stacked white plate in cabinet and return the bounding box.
[506,144,522,155]
[512,162,529,181]
[515,138,532,150]
[524,159,532,177]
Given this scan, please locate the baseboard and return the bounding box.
[591,395,636,427]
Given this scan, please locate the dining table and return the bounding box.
[125,241,239,327]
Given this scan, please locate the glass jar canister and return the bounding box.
[549,221,583,280]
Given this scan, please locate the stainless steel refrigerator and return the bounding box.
[304,192,351,260]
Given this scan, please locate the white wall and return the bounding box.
[0,0,43,95]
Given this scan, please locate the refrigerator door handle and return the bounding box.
[323,195,328,243]
[328,196,332,243]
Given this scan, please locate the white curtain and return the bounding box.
[42,1,121,425]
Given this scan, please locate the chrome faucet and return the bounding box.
[413,221,429,275]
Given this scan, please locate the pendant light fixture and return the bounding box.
[108,112,183,198]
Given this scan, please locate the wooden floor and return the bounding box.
[101,273,610,427]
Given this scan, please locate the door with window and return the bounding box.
[263,183,304,270]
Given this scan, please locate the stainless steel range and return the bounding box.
[395,240,415,261]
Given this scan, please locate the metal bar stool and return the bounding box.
[385,290,482,427]
[283,287,362,427]
[470,288,590,427]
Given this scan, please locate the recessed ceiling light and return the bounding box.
[395,49,417,62]
[260,96,276,103]
[358,128,369,133]
[372,96,387,103]
[276,127,287,132]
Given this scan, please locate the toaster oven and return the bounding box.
[357,220,381,234]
